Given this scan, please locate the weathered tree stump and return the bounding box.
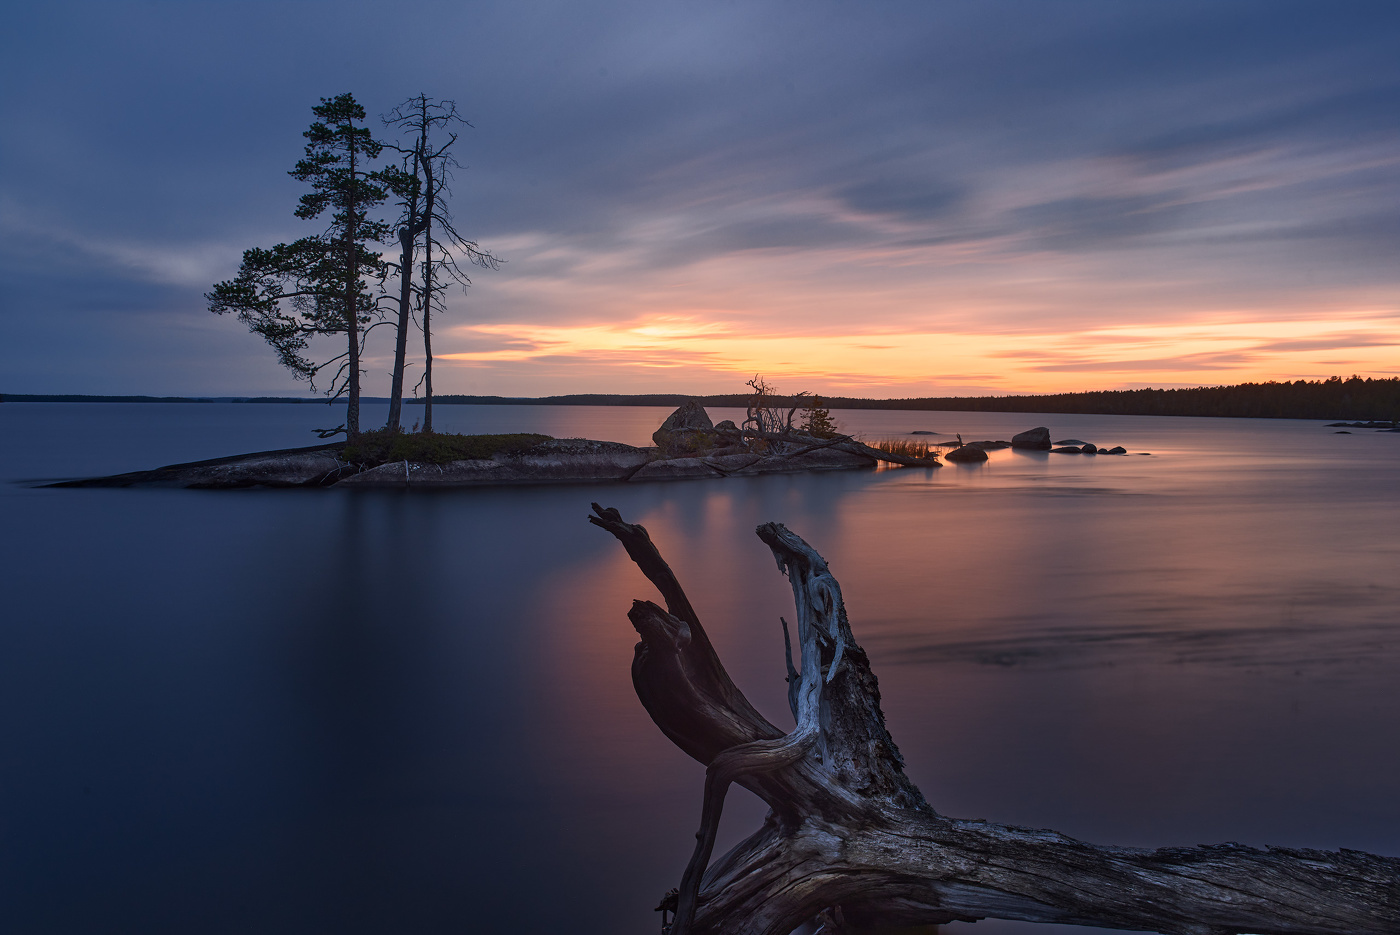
[587,504,1400,935]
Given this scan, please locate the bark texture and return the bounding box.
[587,504,1400,935]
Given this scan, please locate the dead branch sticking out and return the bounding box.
[587,504,1400,935]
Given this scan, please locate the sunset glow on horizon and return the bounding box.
[429,309,1400,398]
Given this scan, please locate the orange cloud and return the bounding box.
[428,310,1400,396]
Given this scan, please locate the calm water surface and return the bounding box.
[2,403,1397,935]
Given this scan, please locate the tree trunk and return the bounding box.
[386,224,416,432]
[344,142,361,439]
[387,128,426,433]
[587,505,1400,935]
[420,162,436,434]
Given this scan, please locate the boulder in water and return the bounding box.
[945,445,989,462]
[1011,427,1052,450]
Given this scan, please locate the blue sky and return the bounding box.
[3,1,1398,397]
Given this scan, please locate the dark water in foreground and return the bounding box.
[2,403,1397,935]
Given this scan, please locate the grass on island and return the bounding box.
[870,438,934,459]
[341,429,553,465]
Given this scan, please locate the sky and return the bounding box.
[2,0,1399,398]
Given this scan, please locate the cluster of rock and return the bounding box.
[1327,420,1399,433]
[941,426,1134,462]
[638,401,917,480]
[1050,440,1129,455]
[1012,426,1132,455]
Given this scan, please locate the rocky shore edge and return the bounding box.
[45,437,898,490]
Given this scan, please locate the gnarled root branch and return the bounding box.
[588,504,1400,935]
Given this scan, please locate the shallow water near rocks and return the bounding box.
[2,402,1397,935]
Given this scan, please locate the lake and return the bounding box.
[1,402,1397,935]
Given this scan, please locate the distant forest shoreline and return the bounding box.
[5,376,1398,422]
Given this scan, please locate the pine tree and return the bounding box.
[208,93,389,438]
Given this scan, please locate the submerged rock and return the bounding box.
[1011,427,1052,450]
[1050,446,1083,454]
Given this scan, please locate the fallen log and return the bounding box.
[742,430,942,468]
[587,504,1400,935]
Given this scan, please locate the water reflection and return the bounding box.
[1,405,1397,934]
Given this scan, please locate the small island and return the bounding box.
[50,402,944,490]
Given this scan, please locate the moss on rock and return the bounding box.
[342,429,552,465]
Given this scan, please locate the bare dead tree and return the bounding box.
[381,96,500,433]
[742,377,810,450]
[379,104,429,433]
[587,504,1400,935]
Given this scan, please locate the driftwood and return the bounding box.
[587,504,1400,935]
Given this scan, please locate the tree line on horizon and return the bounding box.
[5,376,1397,421]
[206,93,498,439]
[423,375,1400,421]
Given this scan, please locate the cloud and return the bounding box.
[1256,335,1400,352]
[1028,353,1259,373]
[836,177,964,223]
[5,1,1400,394]
[1009,194,1190,251]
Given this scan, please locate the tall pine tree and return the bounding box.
[208,93,389,438]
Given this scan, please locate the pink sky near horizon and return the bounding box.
[396,229,1400,399]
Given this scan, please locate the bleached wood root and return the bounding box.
[587,504,1400,935]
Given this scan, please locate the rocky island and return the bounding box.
[50,402,942,490]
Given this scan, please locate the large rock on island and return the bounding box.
[1011,426,1052,450]
[652,401,717,456]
